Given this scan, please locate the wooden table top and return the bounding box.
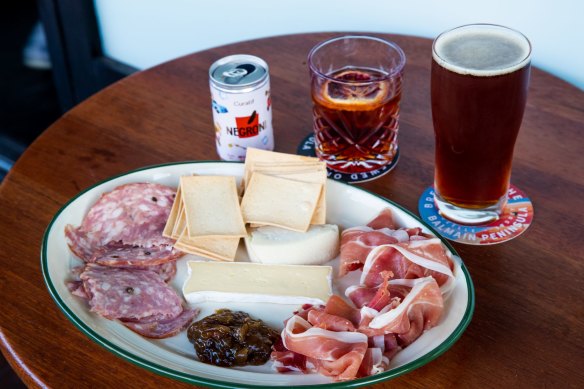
[0,32,583,388]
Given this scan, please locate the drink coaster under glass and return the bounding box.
[418,184,534,245]
[297,134,399,183]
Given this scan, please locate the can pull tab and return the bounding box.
[223,68,248,78]
[223,64,257,83]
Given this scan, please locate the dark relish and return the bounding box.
[187,309,280,367]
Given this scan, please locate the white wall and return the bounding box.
[95,0,583,90]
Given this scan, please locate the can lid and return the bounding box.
[210,55,268,90]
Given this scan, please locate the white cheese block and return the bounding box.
[244,224,339,265]
[183,261,332,305]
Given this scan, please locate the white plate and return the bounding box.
[42,161,474,388]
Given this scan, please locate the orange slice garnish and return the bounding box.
[321,69,389,108]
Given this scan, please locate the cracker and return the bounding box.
[175,231,239,261]
[163,186,182,238]
[180,176,246,237]
[174,243,231,262]
[171,205,186,239]
[244,148,319,188]
[241,173,322,232]
[251,169,327,225]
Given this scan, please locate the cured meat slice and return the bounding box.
[360,238,454,291]
[91,243,183,267]
[65,226,95,262]
[281,315,368,381]
[357,347,387,378]
[339,227,408,276]
[324,295,362,327]
[338,208,427,276]
[346,271,409,311]
[66,280,88,299]
[368,334,401,362]
[147,261,177,283]
[122,307,200,339]
[365,277,444,345]
[307,310,356,332]
[271,337,309,373]
[71,264,193,338]
[283,315,367,361]
[366,208,397,230]
[121,261,177,283]
[80,265,182,321]
[68,261,176,291]
[65,183,176,261]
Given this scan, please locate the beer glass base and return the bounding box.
[434,192,507,225]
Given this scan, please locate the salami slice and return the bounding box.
[65,183,177,261]
[146,261,177,283]
[80,265,183,321]
[91,244,183,267]
[122,307,200,339]
[65,226,94,262]
[66,280,88,299]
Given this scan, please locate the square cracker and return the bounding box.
[171,204,187,239]
[163,186,182,238]
[243,148,319,188]
[174,243,232,262]
[251,169,327,225]
[175,231,239,261]
[181,176,246,237]
[241,173,322,232]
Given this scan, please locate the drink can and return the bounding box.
[209,54,274,161]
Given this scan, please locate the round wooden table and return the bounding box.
[0,33,583,388]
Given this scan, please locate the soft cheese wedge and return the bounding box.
[183,261,332,305]
[245,224,339,265]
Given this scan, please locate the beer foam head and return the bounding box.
[433,24,531,77]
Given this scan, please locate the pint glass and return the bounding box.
[431,24,531,224]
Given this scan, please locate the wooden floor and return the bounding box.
[0,2,60,385]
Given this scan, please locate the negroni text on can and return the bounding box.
[209,54,274,161]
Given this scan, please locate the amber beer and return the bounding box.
[431,24,531,222]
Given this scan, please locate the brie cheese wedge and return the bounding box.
[183,261,333,305]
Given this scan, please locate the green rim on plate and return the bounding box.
[41,161,475,388]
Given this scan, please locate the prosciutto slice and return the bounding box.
[360,238,455,295]
[340,228,409,275]
[346,271,409,310]
[364,277,444,345]
[366,208,397,230]
[357,347,386,377]
[339,208,425,276]
[281,314,368,381]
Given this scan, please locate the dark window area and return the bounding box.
[0,2,60,181]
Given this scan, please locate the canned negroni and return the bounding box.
[209,55,274,161]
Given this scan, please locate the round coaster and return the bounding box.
[297,134,399,184]
[418,185,534,245]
